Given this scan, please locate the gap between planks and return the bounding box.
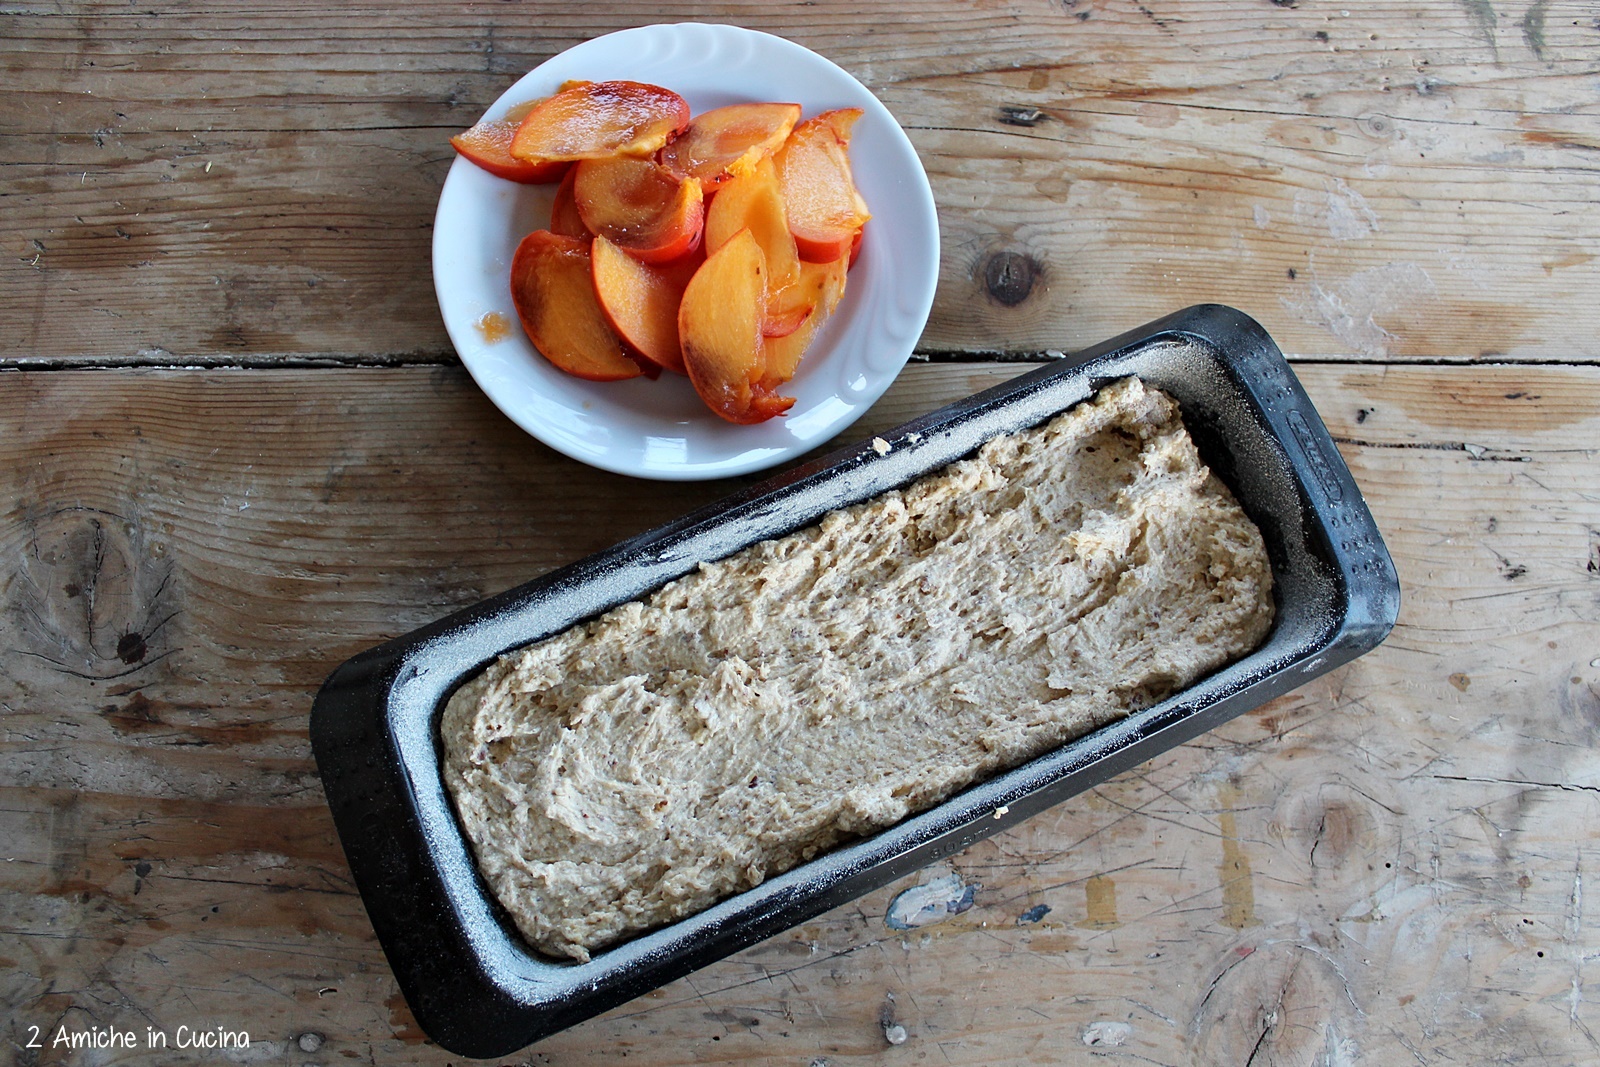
[6,353,1600,373]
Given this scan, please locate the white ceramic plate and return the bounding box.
[432,23,940,481]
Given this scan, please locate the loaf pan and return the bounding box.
[310,304,1399,1058]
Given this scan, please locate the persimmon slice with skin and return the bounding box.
[679,229,794,424]
[762,253,848,387]
[591,235,692,374]
[549,167,593,239]
[762,301,811,339]
[510,80,690,164]
[451,119,570,183]
[775,108,872,263]
[659,102,802,191]
[574,157,705,265]
[509,231,644,382]
[704,156,800,298]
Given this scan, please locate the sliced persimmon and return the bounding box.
[509,231,643,381]
[679,229,794,424]
[775,108,872,263]
[762,252,848,387]
[573,157,705,265]
[653,238,707,282]
[659,102,802,191]
[704,155,800,299]
[510,80,690,164]
[591,234,692,374]
[549,167,593,239]
[762,301,811,339]
[451,118,571,183]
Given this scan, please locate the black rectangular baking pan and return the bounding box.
[311,304,1399,1058]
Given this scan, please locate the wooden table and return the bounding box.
[5,2,1598,1063]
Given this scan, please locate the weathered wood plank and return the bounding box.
[2,362,1597,1063]
[3,1,1598,365]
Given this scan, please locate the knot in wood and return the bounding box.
[983,251,1040,307]
[117,631,148,664]
[1356,113,1395,140]
[1307,799,1359,868]
[8,507,176,682]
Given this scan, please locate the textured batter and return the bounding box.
[441,378,1275,961]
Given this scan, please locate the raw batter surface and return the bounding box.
[441,378,1275,961]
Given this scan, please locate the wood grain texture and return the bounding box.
[4,1,1598,365]
[3,362,1597,1064]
